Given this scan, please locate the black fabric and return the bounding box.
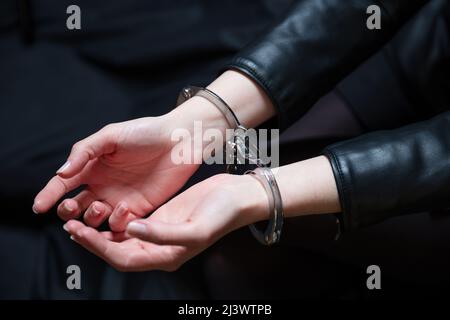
[206,204,450,299]
[206,92,450,299]
[226,0,450,231]
[323,0,450,230]
[202,0,450,299]
[0,0,287,299]
[2,0,449,299]
[226,0,428,130]
[324,112,450,231]
[337,0,450,131]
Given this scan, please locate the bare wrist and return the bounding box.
[207,70,276,128]
[167,69,276,135]
[168,96,229,132]
[228,174,272,227]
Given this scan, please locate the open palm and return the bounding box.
[62,174,264,271]
[33,116,199,231]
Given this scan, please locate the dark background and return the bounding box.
[1,0,450,299]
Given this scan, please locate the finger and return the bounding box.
[56,125,116,179]
[126,219,204,246]
[57,190,96,220]
[63,220,125,268]
[100,231,130,242]
[83,201,113,228]
[57,199,80,221]
[108,202,138,233]
[33,175,83,214]
[64,220,187,272]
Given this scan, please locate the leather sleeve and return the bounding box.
[323,112,450,231]
[226,0,428,130]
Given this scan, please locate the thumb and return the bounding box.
[126,219,208,246]
[57,125,117,178]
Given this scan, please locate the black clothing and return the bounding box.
[1,0,449,299]
[0,0,286,299]
[227,0,429,130]
[228,0,450,231]
[324,112,450,230]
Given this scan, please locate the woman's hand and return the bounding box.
[61,156,341,272]
[62,173,268,272]
[32,97,228,231]
[32,70,276,231]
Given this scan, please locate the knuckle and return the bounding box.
[102,123,114,132]
[71,141,83,153]
[78,228,91,239]
[54,177,70,195]
[100,123,120,146]
[102,123,120,135]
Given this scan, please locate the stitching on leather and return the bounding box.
[324,148,353,230]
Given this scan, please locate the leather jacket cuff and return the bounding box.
[323,112,450,231]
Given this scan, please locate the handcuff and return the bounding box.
[176,86,284,245]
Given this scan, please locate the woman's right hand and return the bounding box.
[32,70,276,231]
[32,96,228,232]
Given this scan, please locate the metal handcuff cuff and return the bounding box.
[176,86,284,245]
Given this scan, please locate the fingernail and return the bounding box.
[70,235,75,241]
[92,204,102,216]
[32,204,38,214]
[63,223,69,232]
[64,202,74,212]
[56,161,71,174]
[127,221,147,235]
[117,203,128,216]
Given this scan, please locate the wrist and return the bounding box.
[166,69,276,135]
[163,69,277,165]
[207,70,276,128]
[224,174,271,227]
[271,157,341,218]
[166,95,229,137]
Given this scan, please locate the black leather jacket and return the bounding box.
[226,0,450,231]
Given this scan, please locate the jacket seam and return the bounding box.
[323,148,354,231]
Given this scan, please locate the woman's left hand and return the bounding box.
[63,173,268,272]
